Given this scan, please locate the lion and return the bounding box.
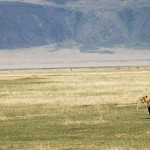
[139,95,150,115]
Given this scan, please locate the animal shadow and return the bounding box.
[141,117,150,120]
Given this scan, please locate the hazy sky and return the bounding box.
[0,0,150,7]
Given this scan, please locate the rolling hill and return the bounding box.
[0,0,150,49]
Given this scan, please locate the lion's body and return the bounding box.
[140,95,150,115]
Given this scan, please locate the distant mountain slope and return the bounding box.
[0,2,72,49]
[0,1,149,49]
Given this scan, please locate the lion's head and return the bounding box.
[140,95,150,104]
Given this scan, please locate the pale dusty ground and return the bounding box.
[0,45,150,70]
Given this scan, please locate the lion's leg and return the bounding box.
[148,107,150,115]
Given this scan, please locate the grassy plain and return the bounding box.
[0,67,150,150]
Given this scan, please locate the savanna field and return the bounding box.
[0,67,150,150]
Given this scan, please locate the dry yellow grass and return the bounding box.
[0,67,149,106]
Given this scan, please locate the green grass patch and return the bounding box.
[0,104,150,149]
